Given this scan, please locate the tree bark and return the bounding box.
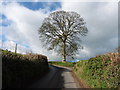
[62,41,66,62]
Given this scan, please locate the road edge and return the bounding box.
[52,64,90,88]
[71,70,91,88]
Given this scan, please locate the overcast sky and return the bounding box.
[0,0,118,61]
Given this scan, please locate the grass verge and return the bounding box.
[73,53,120,88]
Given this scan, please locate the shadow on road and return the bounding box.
[47,65,66,88]
[28,65,66,89]
[28,65,79,89]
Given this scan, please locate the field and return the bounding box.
[48,61,76,67]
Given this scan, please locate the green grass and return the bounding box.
[47,53,120,88]
[48,61,76,67]
[73,55,120,88]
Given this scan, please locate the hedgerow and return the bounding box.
[2,49,49,88]
[74,52,120,88]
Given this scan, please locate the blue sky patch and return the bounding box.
[1,14,6,19]
[13,40,30,48]
[1,34,7,42]
[19,2,61,11]
[0,14,12,27]
[0,19,12,27]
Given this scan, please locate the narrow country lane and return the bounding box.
[28,65,80,89]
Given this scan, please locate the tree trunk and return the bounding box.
[62,41,66,62]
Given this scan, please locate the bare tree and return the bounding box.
[38,11,88,62]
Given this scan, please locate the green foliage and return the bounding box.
[48,61,76,67]
[2,49,49,88]
[73,54,120,88]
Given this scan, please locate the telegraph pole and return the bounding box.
[15,43,17,53]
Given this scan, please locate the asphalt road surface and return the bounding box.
[28,65,80,89]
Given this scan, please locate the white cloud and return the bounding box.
[1,0,119,2]
[1,1,118,61]
[1,2,59,60]
[1,40,32,54]
[2,40,16,52]
[62,2,118,60]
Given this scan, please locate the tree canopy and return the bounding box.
[38,11,88,62]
